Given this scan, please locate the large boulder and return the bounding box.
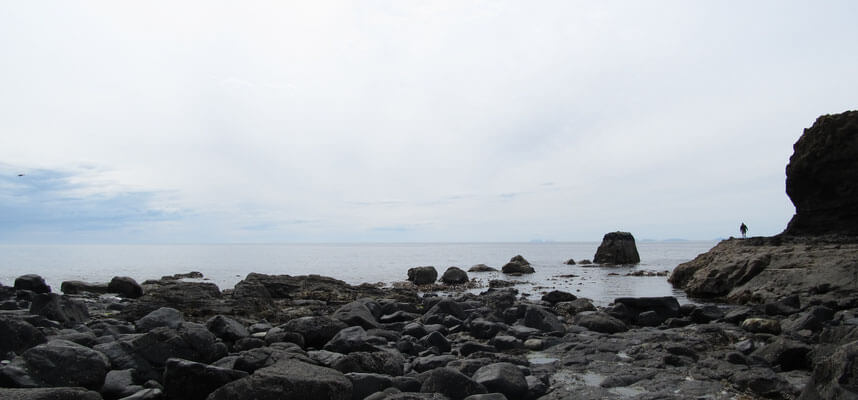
[785,110,858,236]
[14,274,51,294]
[333,300,381,330]
[206,315,250,342]
[471,362,528,399]
[135,307,185,332]
[407,267,438,285]
[501,255,534,274]
[593,232,640,264]
[282,316,348,349]
[613,297,681,325]
[207,359,352,400]
[441,267,469,285]
[15,340,109,389]
[60,281,110,295]
[108,276,144,298]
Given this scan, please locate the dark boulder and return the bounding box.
[751,338,812,371]
[206,315,250,342]
[333,300,381,330]
[108,276,144,298]
[346,372,393,400]
[233,342,307,374]
[523,306,566,333]
[469,318,501,340]
[325,326,380,354]
[421,298,466,323]
[60,281,110,295]
[593,232,640,264]
[135,307,184,332]
[407,267,438,285]
[501,255,534,274]
[574,312,628,333]
[613,297,681,325]
[420,367,487,399]
[282,316,348,349]
[0,316,46,355]
[17,340,110,389]
[419,331,450,353]
[101,369,143,399]
[541,290,576,304]
[785,110,858,236]
[163,357,248,400]
[130,322,226,367]
[782,305,835,333]
[14,274,51,294]
[440,267,469,285]
[29,293,89,327]
[207,359,352,400]
[412,355,458,372]
[471,362,527,399]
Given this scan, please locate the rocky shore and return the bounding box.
[0,268,834,400]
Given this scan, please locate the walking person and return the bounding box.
[740,222,748,238]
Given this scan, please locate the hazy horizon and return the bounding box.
[2,1,857,244]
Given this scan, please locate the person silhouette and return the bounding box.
[740,222,748,238]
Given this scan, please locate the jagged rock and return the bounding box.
[422,299,466,323]
[282,316,348,349]
[0,388,103,400]
[0,317,46,355]
[785,110,858,236]
[108,276,144,298]
[564,259,576,265]
[593,232,640,264]
[419,331,450,353]
[162,357,248,400]
[468,264,497,272]
[207,359,352,400]
[118,388,162,400]
[60,281,110,295]
[132,322,225,367]
[440,267,469,285]
[206,315,250,342]
[412,355,458,372]
[407,267,438,285]
[420,367,487,399]
[14,275,51,294]
[29,293,88,327]
[751,338,811,371]
[468,319,501,340]
[801,340,858,399]
[471,362,527,399]
[782,305,835,333]
[121,280,222,321]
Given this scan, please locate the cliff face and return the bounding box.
[785,111,858,236]
[670,110,858,305]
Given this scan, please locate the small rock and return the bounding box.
[468,264,497,272]
[741,318,782,335]
[541,290,576,304]
[407,267,438,285]
[441,267,469,285]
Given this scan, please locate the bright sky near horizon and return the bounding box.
[1,1,857,243]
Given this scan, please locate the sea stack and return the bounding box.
[784,110,858,236]
[593,231,640,265]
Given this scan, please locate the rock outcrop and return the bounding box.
[784,110,858,236]
[593,231,640,264]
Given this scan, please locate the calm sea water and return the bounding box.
[0,241,716,306]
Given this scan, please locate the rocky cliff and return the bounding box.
[670,110,858,304]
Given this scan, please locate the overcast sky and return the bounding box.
[1,1,856,243]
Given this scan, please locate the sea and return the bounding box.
[0,241,716,307]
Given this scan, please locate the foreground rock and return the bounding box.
[207,359,352,400]
[593,232,640,265]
